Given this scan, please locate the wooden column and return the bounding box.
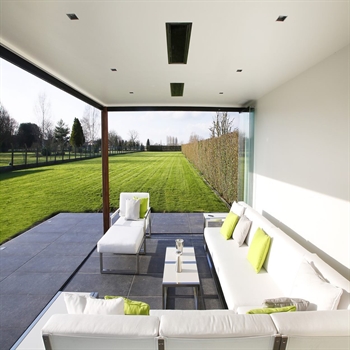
[101,107,110,234]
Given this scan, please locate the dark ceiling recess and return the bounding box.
[276,15,287,22]
[170,83,184,97]
[67,13,79,20]
[166,23,192,64]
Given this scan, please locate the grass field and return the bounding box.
[0,152,228,243]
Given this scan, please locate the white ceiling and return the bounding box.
[1,0,349,109]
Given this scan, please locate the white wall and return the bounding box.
[254,45,349,278]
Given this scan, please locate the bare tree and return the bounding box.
[34,92,53,146]
[81,105,100,145]
[128,130,139,143]
[209,111,234,138]
[188,132,202,143]
[108,130,122,148]
[166,136,178,145]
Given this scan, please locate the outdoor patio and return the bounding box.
[0,212,224,350]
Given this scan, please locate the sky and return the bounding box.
[0,58,239,145]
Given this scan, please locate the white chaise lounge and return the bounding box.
[110,192,152,237]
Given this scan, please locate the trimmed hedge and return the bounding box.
[182,131,239,204]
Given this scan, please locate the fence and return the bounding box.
[0,146,137,173]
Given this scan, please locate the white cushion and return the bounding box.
[64,293,87,314]
[291,258,343,310]
[97,226,144,254]
[232,215,252,246]
[230,201,245,216]
[159,313,276,338]
[271,310,350,336]
[42,314,160,337]
[119,192,149,217]
[64,294,124,315]
[125,198,140,220]
[84,297,124,315]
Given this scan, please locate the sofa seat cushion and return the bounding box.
[204,227,284,311]
[159,313,277,338]
[113,217,145,227]
[97,226,144,254]
[42,314,160,338]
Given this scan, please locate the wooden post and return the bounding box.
[101,107,110,234]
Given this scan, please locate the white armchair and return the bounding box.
[110,192,151,237]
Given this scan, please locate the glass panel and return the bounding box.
[238,108,254,205]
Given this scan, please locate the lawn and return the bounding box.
[0,152,229,243]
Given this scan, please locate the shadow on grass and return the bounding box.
[0,168,54,181]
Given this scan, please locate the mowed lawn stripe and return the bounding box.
[0,152,228,243]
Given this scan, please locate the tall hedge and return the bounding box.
[182,131,239,204]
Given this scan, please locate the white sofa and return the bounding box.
[39,300,350,350]
[204,201,350,312]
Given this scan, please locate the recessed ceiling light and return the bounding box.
[67,13,79,20]
[236,69,243,73]
[111,68,117,72]
[276,15,287,22]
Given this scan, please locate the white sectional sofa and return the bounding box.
[204,201,350,313]
[39,299,350,350]
[16,202,350,350]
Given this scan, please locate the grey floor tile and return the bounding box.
[0,242,49,256]
[0,294,53,328]
[63,273,133,297]
[16,255,86,273]
[38,242,95,257]
[128,274,163,297]
[0,272,70,295]
[0,327,27,350]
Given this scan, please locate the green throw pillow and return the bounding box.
[105,296,150,315]
[247,305,296,314]
[134,197,148,218]
[220,212,240,240]
[247,228,271,273]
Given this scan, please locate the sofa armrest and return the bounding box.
[110,208,120,225]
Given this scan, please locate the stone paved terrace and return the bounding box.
[0,213,224,350]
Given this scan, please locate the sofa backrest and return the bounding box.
[42,314,159,350]
[271,310,350,350]
[240,204,275,247]
[119,192,149,217]
[159,313,278,350]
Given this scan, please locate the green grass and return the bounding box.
[0,152,228,243]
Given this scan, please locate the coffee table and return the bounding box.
[162,247,200,309]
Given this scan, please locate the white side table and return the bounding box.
[203,212,228,229]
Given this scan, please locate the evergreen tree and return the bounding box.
[70,118,85,147]
[54,119,70,147]
[146,138,150,151]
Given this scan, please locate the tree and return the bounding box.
[108,130,121,149]
[209,111,234,138]
[0,104,18,151]
[146,139,150,151]
[166,136,178,145]
[70,118,85,148]
[128,130,139,144]
[81,105,100,145]
[188,132,202,143]
[17,123,41,148]
[54,119,70,149]
[34,92,53,146]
